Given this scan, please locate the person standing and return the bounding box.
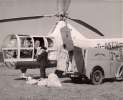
[55,44,69,77]
[36,47,48,79]
[20,68,27,78]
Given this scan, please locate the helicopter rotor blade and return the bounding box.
[57,0,71,13]
[68,18,104,36]
[0,15,54,23]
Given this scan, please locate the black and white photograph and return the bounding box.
[0,0,123,100]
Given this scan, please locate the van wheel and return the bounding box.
[91,70,103,85]
[71,77,82,83]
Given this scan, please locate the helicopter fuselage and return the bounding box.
[1,21,123,69]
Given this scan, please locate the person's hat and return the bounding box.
[41,46,47,50]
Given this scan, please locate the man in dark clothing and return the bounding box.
[36,47,48,79]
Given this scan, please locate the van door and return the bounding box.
[110,51,118,78]
[70,46,85,74]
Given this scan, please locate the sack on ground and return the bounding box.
[38,79,48,86]
[47,73,62,88]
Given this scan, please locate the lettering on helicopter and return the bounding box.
[105,41,119,49]
[96,41,119,50]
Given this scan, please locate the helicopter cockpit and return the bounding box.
[2,34,18,59]
[2,34,57,69]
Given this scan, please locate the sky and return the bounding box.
[0,0,122,48]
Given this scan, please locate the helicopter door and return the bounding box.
[33,37,47,59]
[45,37,57,67]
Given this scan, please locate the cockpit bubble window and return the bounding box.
[3,50,18,59]
[19,37,33,48]
[2,35,18,48]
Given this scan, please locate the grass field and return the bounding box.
[0,51,123,100]
[0,64,123,100]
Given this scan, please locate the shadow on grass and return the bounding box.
[62,78,123,85]
[14,76,48,81]
[14,78,26,80]
[103,78,123,83]
[33,76,48,79]
[62,78,92,84]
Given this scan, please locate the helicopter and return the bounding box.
[0,0,123,71]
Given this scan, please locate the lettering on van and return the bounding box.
[94,53,100,56]
[94,53,106,57]
[96,41,119,50]
[101,53,106,57]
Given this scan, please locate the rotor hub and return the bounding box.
[54,12,68,21]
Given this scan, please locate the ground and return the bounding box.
[0,63,123,100]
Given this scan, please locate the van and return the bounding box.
[62,47,123,85]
